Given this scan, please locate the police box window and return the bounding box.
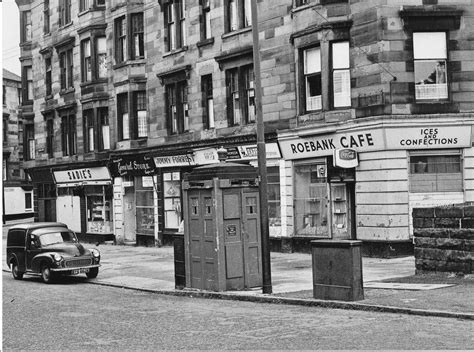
[409,150,462,193]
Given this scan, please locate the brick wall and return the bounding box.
[413,204,474,274]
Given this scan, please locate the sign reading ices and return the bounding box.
[385,126,471,149]
[279,126,472,160]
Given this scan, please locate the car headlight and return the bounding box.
[90,249,100,258]
[53,253,62,262]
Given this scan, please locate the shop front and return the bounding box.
[52,166,113,242]
[278,120,474,254]
[108,155,157,246]
[152,148,219,245]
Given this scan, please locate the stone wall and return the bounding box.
[413,204,474,274]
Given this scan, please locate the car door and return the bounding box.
[26,233,41,271]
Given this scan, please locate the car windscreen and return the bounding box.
[38,231,78,246]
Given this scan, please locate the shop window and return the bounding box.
[81,39,92,82]
[59,48,74,90]
[414,32,448,101]
[25,192,33,211]
[98,107,110,150]
[24,123,35,161]
[163,172,181,229]
[83,109,95,152]
[44,0,50,34]
[45,57,52,96]
[226,64,255,126]
[86,186,112,234]
[294,163,329,236]
[61,112,76,156]
[117,93,129,140]
[21,11,32,42]
[166,81,188,134]
[45,114,54,158]
[201,74,215,129]
[303,47,322,112]
[59,0,72,27]
[23,66,33,102]
[331,41,351,108]
[267,166,281,226]
[131,13,144,60]
[201,0,212,40]
[136,176,155,236]
[115,16,127,64]
[409,151,461,192]
[226,0,251,32]
[164,1,186,51]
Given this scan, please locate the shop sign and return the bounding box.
[53,167,111,185]
[279,129,384,160]
[193,148,220,165]
[333,149,358,168]
[226,143,281,160]
[110,156,155,177]
[385,126,472,149]
[153,154,196,167]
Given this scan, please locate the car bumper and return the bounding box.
[51,264,101,273]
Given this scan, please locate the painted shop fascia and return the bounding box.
[276,115,474,254]
[108,134,281,246]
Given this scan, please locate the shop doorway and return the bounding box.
[329,182,355,240]
[123,185,136,243]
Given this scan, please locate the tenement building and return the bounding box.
[2,69,34,223]
[16,0,474,254]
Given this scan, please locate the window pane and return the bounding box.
[122,113,130,139]
[409,154,462,192]
[413,32,446,59]
[304,47,321,74]
[415,60,448,100]
[102,125,110,150]
[306,73,322,110]
[333,69,351,107]
[244,0,252,27]
[137,110,147,137]
[332,41,349,69]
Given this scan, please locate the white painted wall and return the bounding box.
[56,195,81,232]
[3,187,34,215]
[356,150,410,241]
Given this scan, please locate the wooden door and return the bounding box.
[241,190,262,288]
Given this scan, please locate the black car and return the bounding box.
[6,222,101,283]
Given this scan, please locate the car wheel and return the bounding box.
[86,267,99,279]
[41,264,55,284]
[11,260,24,280]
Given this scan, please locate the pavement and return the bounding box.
[2,226,473,320]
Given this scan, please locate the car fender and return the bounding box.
[31,254,55,273]
[7,253,18,268]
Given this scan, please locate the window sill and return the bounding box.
[113,59,146,70]
[163,46,188,58]
[43,32,51,38]
[197,38,215,48]
[291,3,313,16]
[59,22,74,30]
[59,88,75,96]
[222,27,252,40]
[80,79,108,88]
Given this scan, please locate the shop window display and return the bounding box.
[164,172,182,229]
[136,176,155,236]
[294,163,329,236]
[86,186,112,234]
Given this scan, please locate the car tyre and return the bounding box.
[11,260,24,280]
[41,264,55,284]
[86,267,99,279]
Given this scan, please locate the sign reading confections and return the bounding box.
[385,126,472,149]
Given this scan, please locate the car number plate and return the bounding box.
[71,268,90,275]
